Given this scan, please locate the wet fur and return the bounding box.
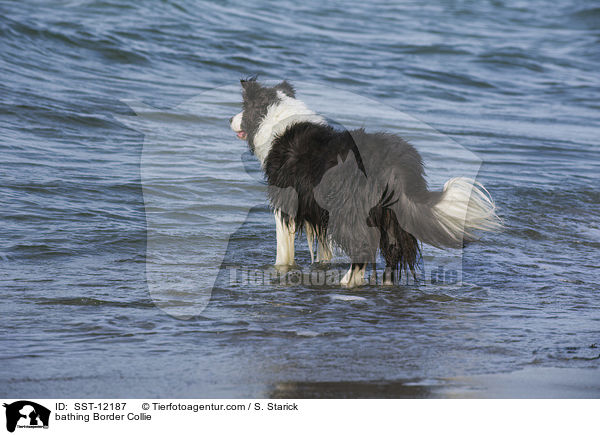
[231,78,500,286]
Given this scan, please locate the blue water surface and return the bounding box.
[1,0,599,397]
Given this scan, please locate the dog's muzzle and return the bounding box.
[230,111,247,140]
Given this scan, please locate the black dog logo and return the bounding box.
[3,401,50,433]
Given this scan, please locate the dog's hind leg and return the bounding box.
[382,265,398,286]
[379,209,419,285]
[275,209,296,266]
[370,262,378,285]
[340,263,366,287]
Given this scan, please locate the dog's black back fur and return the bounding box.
[264,121,421,281]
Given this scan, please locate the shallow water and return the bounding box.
[1,0,599,397]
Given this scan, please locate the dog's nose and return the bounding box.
[229,116,233,124]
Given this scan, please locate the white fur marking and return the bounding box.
[274,209,296,266]
[230,111,243,132]
[433,177,502,243]
[340,264,366,287]
[253,91,326,165]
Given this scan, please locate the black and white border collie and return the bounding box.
[230,78,501,287]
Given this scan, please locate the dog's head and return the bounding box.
[229,77,296,154]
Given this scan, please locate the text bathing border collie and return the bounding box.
[230,78,501,287]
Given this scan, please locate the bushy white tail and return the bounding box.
[432,177,502,245]
[392,176,501,249]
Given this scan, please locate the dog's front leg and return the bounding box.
[274,209,296,266]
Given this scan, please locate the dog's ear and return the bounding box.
[240,76,260,98]
[275,80,295,98]
[240,75,258,90]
